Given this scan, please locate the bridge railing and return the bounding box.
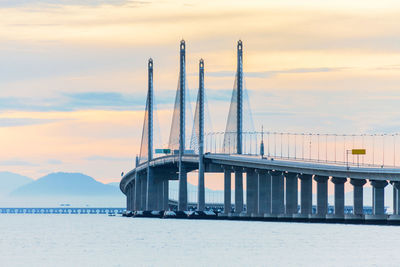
[203,131,400,169]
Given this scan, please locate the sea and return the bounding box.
[1,215,399,267]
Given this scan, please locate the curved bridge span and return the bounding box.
[121,40,400,223]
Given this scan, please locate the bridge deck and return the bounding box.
[120,153,400,193]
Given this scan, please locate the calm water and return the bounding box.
[1,215,399,266]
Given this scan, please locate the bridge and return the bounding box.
[0,207,125,215]
[120,40,400,223]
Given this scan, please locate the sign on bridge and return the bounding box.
[352,149,366,155]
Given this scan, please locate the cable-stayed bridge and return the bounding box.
[120,40,400,223]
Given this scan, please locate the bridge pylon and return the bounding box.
[197,59,205,210]
[178,40,188,211]
[145,58,157,210]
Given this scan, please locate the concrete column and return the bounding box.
[392,182,398,215]
[178,164,187,211]
[285,172,298,215]
[392,182,400,215]
[163,179,169,210]
[132,182,136,211]
[350,179,366,215]
[298,174,312,215]
[331,177,347,216]
[141,174,147,210]
[156,179,163,210]
[246,169,258,215]
[134,175,141,211]
[126,184,131,211]
[257,170,271,215]
[146,167,157,211]
[223,167,231,214]
[314,175,329,216]
[270,171,283,215]
[370,180,388,215]
[234,168,244,213]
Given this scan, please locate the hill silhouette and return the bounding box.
[11,172,120,197]
[0,171,33,196]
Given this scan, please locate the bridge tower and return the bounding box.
[178,40,188,211]
[235,40,244,213]
[236,40,243,155]
[197,59,205,211]
[146,58,156,210]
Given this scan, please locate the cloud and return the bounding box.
[0,0,144,8]
[196,68,342,79]
[0,92,145,112]
[0,117,58,127]
[0,159,38,166]
[85,155,133,162]
[47,159,62,165]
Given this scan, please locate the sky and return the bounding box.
[1,0,400,188]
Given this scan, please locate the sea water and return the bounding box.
[0,215,399,266]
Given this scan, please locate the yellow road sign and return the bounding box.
[352,149,366,155]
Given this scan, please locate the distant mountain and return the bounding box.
[107,182,120,187]
[0,172,33,196]
[11,172,120,197]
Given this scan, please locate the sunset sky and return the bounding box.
[1,0,400,188]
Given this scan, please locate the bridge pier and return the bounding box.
[246,169,258,215]
[163,179,169,210]
[146,167,158,211]
[297,174,312,216]
[350,178,366,216]
[135,174,142,211]
[394,182,400,215]
[155,178,163,210]
[285,172,298,215]
[234,167,244,213]
[270,171,284,215]
[331,177,347,217]
[126,184,131,212]
[370,180,388,216]
[223,167,231,214]
[178,164,188,211]
[141,174,147,211]
[314,175,329,217]
[257,170,271,215]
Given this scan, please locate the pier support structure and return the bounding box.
[314,175,329,217]
[350,178,366,216]
[370,180,388,215]
[299,174,313,216]
[331,177,347,217]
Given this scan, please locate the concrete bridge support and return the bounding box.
[350,178,366,215]
[130,182,135,211]
[331,177,347,216]
[135,175,142,211]
[146,168,158,211]
[163,179,169,210]
[156,178,163,210]
[393,182,397,215]
[314,175,329,217]
[246,169,258,215]
[223,167,231,214]
[234,168,244,213]
[370,180,388,215]
[393,182,400,215]
[299,174,312,215]
[257,170,271,215]
[141,175,147,211]
[270,171,284,215]
[285,172,298,215]
[126,184,131,211]
[178,165,188,211]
